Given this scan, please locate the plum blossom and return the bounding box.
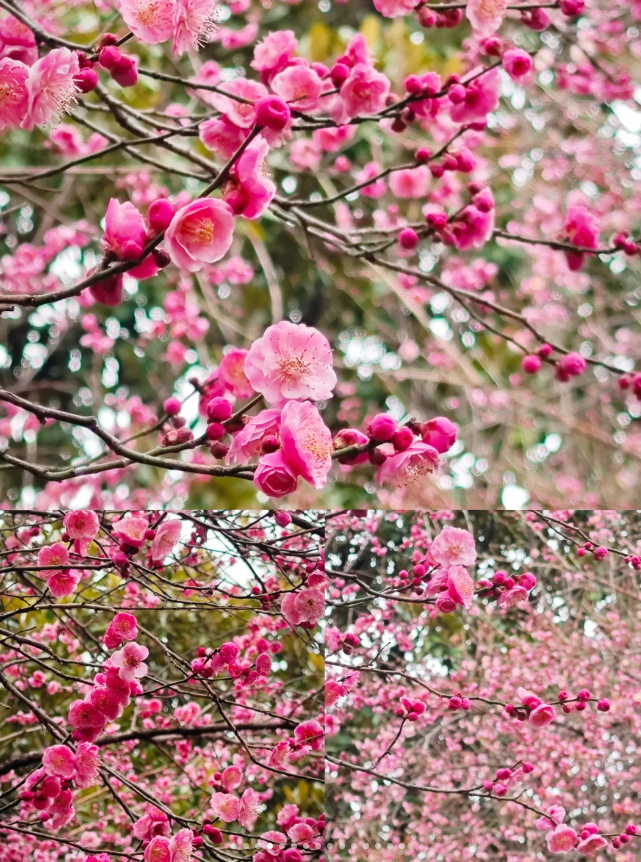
[376,441,441,488]
[373,0,419,16]
[172,0,219,54]
[47,569,81,598]
[74,742,101,788]
[281,588,324,626]
[42,744,77,779]
[164,198,235,272]
[447,565,475,608]
[546,824,578,853]
[111,642,149,681]
[112,514,149,548]
[466,0,509,36]
[24,48,79,129]
[144,836,171,862]
[244,321,336,404]
[117,0,177,44]
[38,542,70,568]
[271,64,323,112]
[151,519,182,561]
[223,136,276,219]
[340,64,390,118]
[104,612,139,648]
[430,527,477,567]
[280,400,333,489]
[254,450,298,497]
[63,510,100,541]
[529,703,556,727]
[0,58,28,131]
[210,792,240,822]
[226,408,281,464]
[238,788,261,830]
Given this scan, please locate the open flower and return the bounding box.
[210,792,240,822]
[431,527,477,568]
[164,198,235,272]
[280,400,333,489]
[24,48,78,129]
[117,0,177,44]
[111,642,149,682]
[244,321,336,405]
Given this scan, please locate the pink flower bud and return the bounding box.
[206,397,233,422]
[148,198,175,233]
[255,95,291,131]
[522,354,542,374]
[74,67,98,93]
[367,413,398,442]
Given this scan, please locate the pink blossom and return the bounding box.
[74,742,101,789]
[529,703,556,727]
[170,828,194,862]
[445,204,495,251]
[238,788,260,830]
[144,836,172,862]
[564,205,599,271]
[104,612,139,648]
[226,408,281,464]
[68,699,106,730]
[218,347,254,398]
[49,789,74,830]
[254,450,298,497]
[447,565,475,608]
[389,166,430,199]
[151,519,182,560]
[272,64,323,112]
[103,199,159,279]
[244,321,336,404]
[63,510,99,541]
[221,765,243,790]
[340,64,390,119]
[281,588,324,626]
[251,30,297,74]
[199,117,247,159]
[224,136,275,219]
[502,48,534,82]
[466,0,508,36]
[0,16,38,66]
[210,791,240,822]
[373,0,419,16]
[172,0,218,55]
[431,527,477,567]
[165,198,235,272]
[47,568,81,598]
[291,138,322,170]
[546,824,578,853]
[117,0,176,44]
[112,514,149,548]
[449,68,500,124]
[280,400,333,489]
[288,822,314,843]
[90,685,126,720]
[210,78,268,129]
[498,585,529,608]
[38,542,70,568]
[42,744,77,779]
[294,719,324,750]
[111,642,149,681]
[536,805,566,831]
[376,441,440,488]
[24,48,79,129]
[356,162,387,198]
[575,834,607,855]
[0,58,28,131]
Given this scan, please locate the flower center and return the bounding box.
[278,355,310,382]
[181,217,215,244]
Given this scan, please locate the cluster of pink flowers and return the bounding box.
[20,741,101,829]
